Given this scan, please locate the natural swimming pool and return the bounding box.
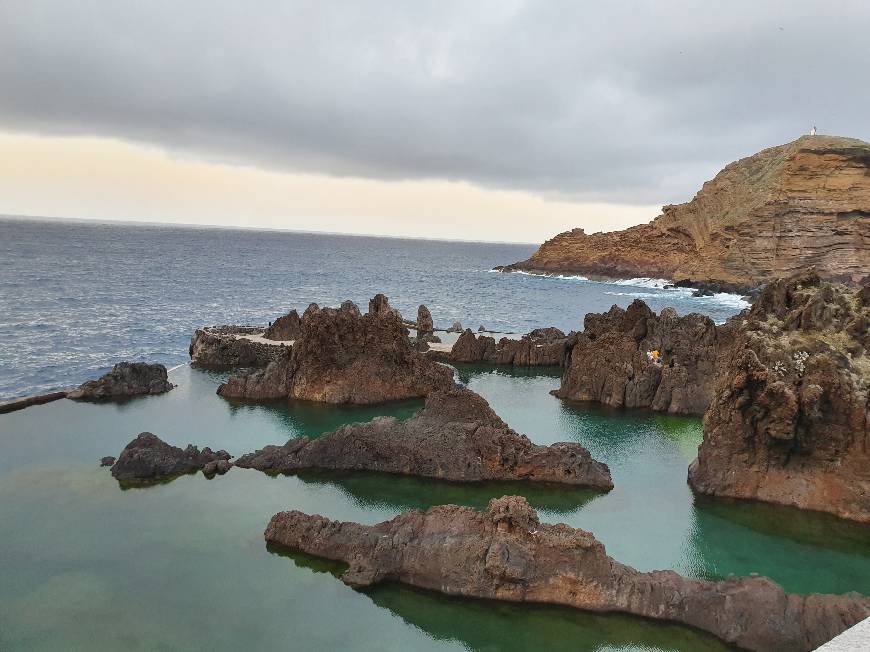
[1,364,867,651]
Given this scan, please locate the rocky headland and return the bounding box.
[189,326,290,368]
[264,309,302,341]
[218,295,453,404]
[109,432,231,484]
[502,136,870,291]
[554,300,734,415]
[265,495,869,652]
[67,362,174,400]
[236,385,612,489]
[432,328,573,367]
[688,270,870,522]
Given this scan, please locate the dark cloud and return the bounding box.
[1,1,868,204]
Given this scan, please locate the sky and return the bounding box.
[1,1,868,243]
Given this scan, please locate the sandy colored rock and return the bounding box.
[505,136,870,290]
[236,386,612,489]
[218,297,453,404]
[554,300,734,415]
[689,270,870,522]
[265,496,870,652]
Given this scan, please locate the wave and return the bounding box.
[489,269,589,281]
[610,277,674,289]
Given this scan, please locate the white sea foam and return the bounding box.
[490,269,589,281]
[610,277,673,289]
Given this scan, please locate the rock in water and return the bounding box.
[67,362,174,400]
[554,300,733,415]
[235,386,612,489]
[416,304,433,333]
[189,327,288,368]
[503,136,870,290]
[265,496,870,652]
[689,270,870,522]
[218,297,453,403]
[109,432,231,484]
[263,310,302,341]
[443,329,573,367]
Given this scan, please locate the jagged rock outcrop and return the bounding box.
[67,362,174,400]
[189,327,289,368]
[236,386,612,489]
[416,305,433,333]
[264,310,301,341]
[504,136,870,290]
[554,300,734,415]
[109,432,231,484]
[689,270,870,522]
[218,297,453,404]
[434,328,573,367]
[265,496,869,652]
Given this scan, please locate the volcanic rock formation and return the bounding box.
[503,136,870,290]
[264,310,302,341]
[265,496,869,652]
[109,432,231,484]
[554,300,734,415]
[416,304,433,334]
[189,327,289,368]
[218,296,453,403]
[67,362,174,400]
[435,328,573,367]
[689,270,870,522]
[235,386,612,489]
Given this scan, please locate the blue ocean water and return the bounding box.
[0,217,748,400]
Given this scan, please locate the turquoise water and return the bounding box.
[1,364,868,651]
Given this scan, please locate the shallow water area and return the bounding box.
[1,364,868,651]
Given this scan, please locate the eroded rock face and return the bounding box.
[109,432,231,484]
[416,305,433,333]
[189,328,289,368]
[236,386,612,488]
[440,328,573,367]
[554,300,733,415]
[265,496,869,652]
[264,310,302,341]
[218,297,453,404]
[689,271,870,522]
[505,136,870,290]
[67,362,174,400]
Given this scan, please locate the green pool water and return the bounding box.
[1,364,868,651]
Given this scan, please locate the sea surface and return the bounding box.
[0,217,747,400]
[1,218,868,651]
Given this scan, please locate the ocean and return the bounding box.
[0,217,747,400]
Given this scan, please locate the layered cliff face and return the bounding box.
[554,300,733,415]
[265,496,870,652]
[689,271,870,522]
[507,136,870,290]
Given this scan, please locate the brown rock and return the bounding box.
[416,304,433,333]
[235,386,612,489]
[109,432,231,484]
[67,362,174,400]
[554,300,734,415]
[218,297,453,404]
[265,496,870,652]
[689,271,870,522]
[189,328,288,368]
[505,136,870,290]
[442,328,573,367]
[264,310,302,341]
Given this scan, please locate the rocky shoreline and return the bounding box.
[265,496,870,652]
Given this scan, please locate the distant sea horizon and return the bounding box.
[0,216,747,400]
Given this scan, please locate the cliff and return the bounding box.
[505,136,870,290]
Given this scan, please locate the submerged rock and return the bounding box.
[439,328,573,367]
[554,300,733,415]
[689,270,870,522]
[109,432,231,484]
[263,310,302,341]
[189,327,289,368]
[218,296,453,404]
[236,386,612,488]
[67,362,174,400]
[266,496,870,652]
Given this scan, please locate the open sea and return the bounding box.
[0,217,747,400]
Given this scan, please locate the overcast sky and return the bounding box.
[1,1,868,241]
